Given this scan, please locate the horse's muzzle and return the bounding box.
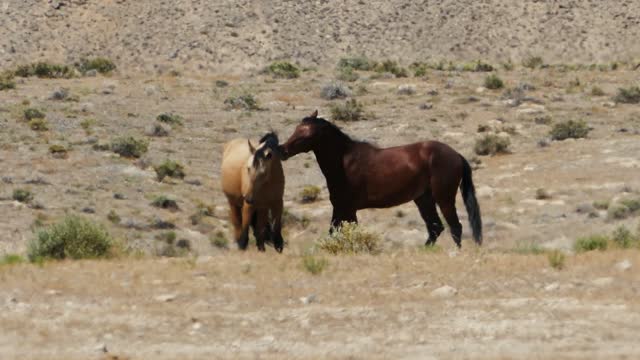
[276,146,289,161]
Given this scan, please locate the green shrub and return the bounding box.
[154,160,186,181]
[374,60,408,77]
[107,210,120,224]
[49,144,69,158]
[336,66,359,82]
[110,136,148,158]
[608,204,630,220]
[24,108,45,121]
[29,118,49,131]
[593,200,610,210]
[12,188,33,203]
[302,255,328,275]
[411,63,428,77]
[522,56,544,69]
[215,80,229,88]
[224,94,260,111]
[317,221,381,255]
[591,86,605,96]
[620,198,640,213]
[27,215,112,261]
[265,61,300,79]
[75,57,116,74]
[299,185,321,203]
[484,74,504,89]
[330,99,365,121]
[612,226,636,248]
[574,235,608,253]
[613,86,640,104]
[472,60,494,72]
[549,120,590,140]
[0,74,16,90]
[474,134,510,156]
[0,254,25,266]
[156,231,177,244]
[321,82,351,100]
[156,113,183,126]
[14,62,74,79]
[513,242,545,255]
[547,250,565,270]
[210,231,229,249]
[337,56,373,71]
[151,196,179,211]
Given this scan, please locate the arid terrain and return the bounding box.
[2,1,640,359]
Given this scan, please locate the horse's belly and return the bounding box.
[362,177,427,209]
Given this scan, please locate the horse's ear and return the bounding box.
[310,109,318,119]
[248,140,256,154]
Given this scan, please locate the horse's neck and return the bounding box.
[313,137,356,189]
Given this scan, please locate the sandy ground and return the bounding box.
[1,250,640,359]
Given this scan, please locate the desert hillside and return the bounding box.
[2,0,640,74]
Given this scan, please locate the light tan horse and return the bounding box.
[221,132,285,252]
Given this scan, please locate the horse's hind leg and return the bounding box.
[414,192,444,246]
[435,197,463,248]
[227,197,243,245]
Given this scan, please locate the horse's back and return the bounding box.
[221,138,252,199]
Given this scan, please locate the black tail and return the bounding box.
[460,156,483,245]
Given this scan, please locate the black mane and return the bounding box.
[301,116,352,142]
[252,132,279,165]
[258,131,279,148]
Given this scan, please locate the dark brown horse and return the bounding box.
[278,110,482,248]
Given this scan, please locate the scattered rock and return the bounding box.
[615,260,632,272]
[80,102,95,113]
[81,207,96,214]
[2,176,13,184]
[544,282,560,292]
[145,123,170,137]
[101,83,116,95]
[418,103,433,110]
[154,294,178,302]
[113,193,126,200]
[150,218,176,229]
[430,285,457,298]
[95,344,108,353]
[49,87,69,100]
[602,101,616,108]
[299,294,317,304]
[85,69,98,77]
[185,178,202,186]
[592,277,614,287]
[397,84,416,95]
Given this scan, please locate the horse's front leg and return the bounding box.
[238,202,254,250]
[254,210,269,252]
[271,200,285,253]
[330,206,358,232]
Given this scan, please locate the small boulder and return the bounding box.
[430,285,457,298]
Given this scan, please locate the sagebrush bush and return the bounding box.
[224,94,260,111]
[49,144,69,158]
[156,113,183,126]
[484,74,504,89]
[330,99,365,121]
[154,160,186,181]
[621,198,640,213]
[374,60,408,78]
[574,235,608,253]
[29,118,49,131]
[110,136,148,158]
[210,231,229,249]
[27,215,112,261]
[299,185,321,203]
[0,254,24,266]
[302,255,328,275]
[317,221,381,255]
[522,56,544,69]
[591,86,605,96]
[75,57,116,74]
[14,62,74,79]
[12,188,33,203]
[320,81,351,100]
[151,196,179,211]
[0,73,16,90]
[613,86,640,104]
[265,61,300,79]
[612,226,636,248]
[547,250,565,270]
[549,120,590,140]
[608,204,630,220]
[336,67,359,82]
[337,56,373,71]
[474,134,510,156]
[24,108,45,121]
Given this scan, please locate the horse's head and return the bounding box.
[278,110,332,160]
[244,132,280,205]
